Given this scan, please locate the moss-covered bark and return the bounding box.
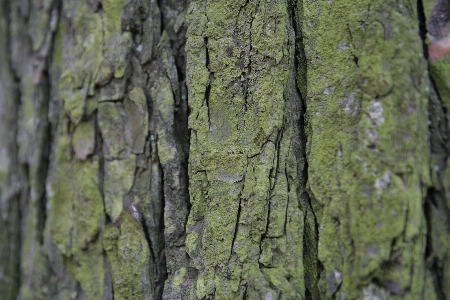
[302,0,431,298]
[1,0,450,299]
[186,0,307,298]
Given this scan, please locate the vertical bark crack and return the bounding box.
[291,0,321,298]
[417,1,450,299]
[424,189,447,300]
[204,37,213,129]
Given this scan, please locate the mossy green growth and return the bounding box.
[73,119,95,160]
[186,0,305,298]
[71,239,106,300]
[104,155,136,222]
[301,0,431,298]
[57,0,106,125]
[59,70,85,125]
[47,116,105,299]
[149,74,177,164]
[429,61,450,109]
[103,212,153,300]
[103,0,126,40]
[52,21,65,69]
[101,0,131,80]
[48,118,103,254]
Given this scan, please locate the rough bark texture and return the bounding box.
[1,0,450,299]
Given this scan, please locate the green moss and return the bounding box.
[103,0,126,38]
[49,117,104,252]
[114,32,132,79]
[430,61,450,109]
[103,212,153,300]
[150,74,177,164]
[104,155,136,222]
[71,240,105,300]
[301,0,430,298]
[73,119,95,160]
[52,21,65,69]
[186,0,305,298]
[172,267,187,289]
[47,114,106,299]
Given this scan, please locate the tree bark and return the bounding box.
[1,0,449,299]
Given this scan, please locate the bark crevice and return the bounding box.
[418,1,450,299]
[291,1,320,298]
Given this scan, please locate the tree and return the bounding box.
[1,0,449,299]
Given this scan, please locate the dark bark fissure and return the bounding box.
[37,71,51,246]
[290,1,321,299]
[424,189,447,300]
[243,0,253,114]
[140,199,163,296]
[157,148,168,297]
[230,181,244,261]
[423,90,449,300]
[156,0,165,36]
[423,108,450,299]
[39,0,62,245]
[204,37,213,129]
[418,0,450,299]
[417,0,429,60]
[96,112,107,215]
[141,1,191,298]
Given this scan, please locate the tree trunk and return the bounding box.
[1,0,449,299]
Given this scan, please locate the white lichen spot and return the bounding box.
[214,169,242,184]
[338,40,351,51]
[324,84,335,95]
[368,101,384,126]
[129,203,142,222]
[334,270,342,284]
[366,128,379,142]
[375,172,391,197]
[83,34,96,48]
[339,93,359,116]
[266,22,275,35]
[363,283,390,300]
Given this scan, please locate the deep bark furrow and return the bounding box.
[291,0,320,298]
[203,37,212,128]
[421,1,450,298]
[424,189,447,300]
